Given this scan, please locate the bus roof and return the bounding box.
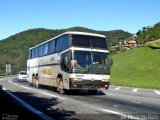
[64,31,106,38]
[29,31,106,50]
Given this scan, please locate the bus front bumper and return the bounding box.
[69,80,109,90]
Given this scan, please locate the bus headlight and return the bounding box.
[102,79,109,82]
[69,78,82,81]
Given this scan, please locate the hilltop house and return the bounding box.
[124,40,137,48]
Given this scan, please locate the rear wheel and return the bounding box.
[35,79,39,88]
[32,74,39,88]
[32,76,35,87]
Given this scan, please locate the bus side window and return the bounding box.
[48,40,54,54]
[35,47,38,57]
[28,50,32,59]
[43,43,49,55]
[39,45,43,57]
[54,39,57,51]
[62,35,69,50]
[31,49,35,58]
[55,37,62,52]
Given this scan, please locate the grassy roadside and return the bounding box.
[111,46,160,89]
[0,76,5,78]
[0,75,7,79]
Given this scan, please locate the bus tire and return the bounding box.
[35,74,39,88]
[35,79,39,88]
[32,75,35,87]
[57,78,65,94]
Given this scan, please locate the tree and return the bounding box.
[136,30,141,36]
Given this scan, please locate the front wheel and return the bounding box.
[57,78,65,94]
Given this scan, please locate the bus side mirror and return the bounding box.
[108,56,113,66]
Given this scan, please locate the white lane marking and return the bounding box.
[8,79,19,86]
[8,79,65,100]
[41,92,65,100]
[115,87,121,90]
[154,90,160,95]
[2,87,53,120]
[102,91,116,96]
[0,78,7,81]
[104,93,115,96]
[21,86,31,90]
[8,78,141,119]
[98,108,139,120]
[132,88,138,93]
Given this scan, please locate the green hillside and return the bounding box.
[136,22,160,43]
[0,27,131,74]
[111,46,160,89]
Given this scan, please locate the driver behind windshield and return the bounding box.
[72,51,91,68]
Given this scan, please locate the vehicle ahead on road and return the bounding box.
[17,71,27,81]
[27,31,112,94]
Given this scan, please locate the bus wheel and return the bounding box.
[57,78,65,94]
[35,80,39,88]
[35,74,39,88]
[32,76,35,87]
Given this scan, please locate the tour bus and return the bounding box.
[27,31,112,94]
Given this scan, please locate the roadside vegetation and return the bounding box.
[111,46,160,89]
[145,39,160,48]
[136,22,160,43]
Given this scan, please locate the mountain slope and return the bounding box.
[0,27,131,74]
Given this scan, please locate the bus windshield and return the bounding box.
[72,51,110,74]
[72,35,108,49]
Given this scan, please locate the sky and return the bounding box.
[0,0,160,40]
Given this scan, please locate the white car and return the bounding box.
[17,71,27,80]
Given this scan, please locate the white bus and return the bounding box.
[27,31,112,94]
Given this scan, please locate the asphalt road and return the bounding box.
[0,77,160,120]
